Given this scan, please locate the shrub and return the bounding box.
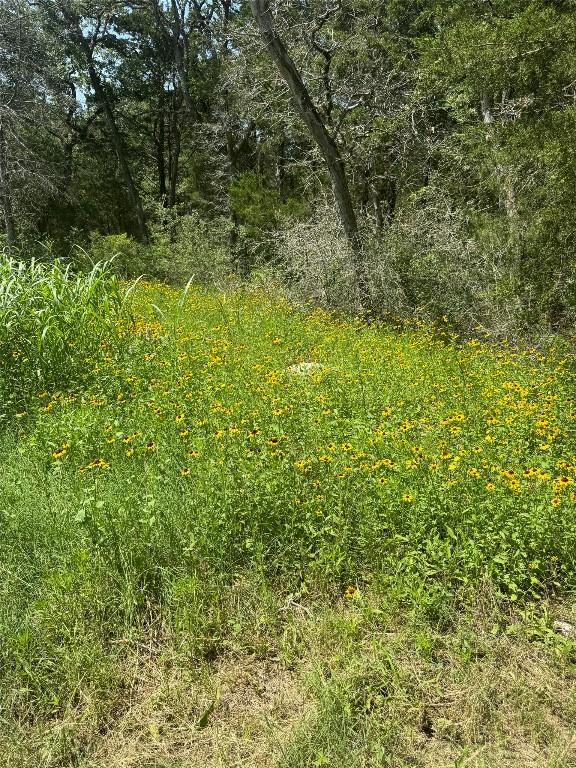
[146,212,232,285]
[88,232,146,277]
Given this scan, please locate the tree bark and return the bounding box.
[0,122,17,247]
[167,91,181,208]
[249,0,368,308]
[171,0,194,115]
[481,93,517,221]
[154,97,167,202]
[85,58,149,243]
[225,127,251,277]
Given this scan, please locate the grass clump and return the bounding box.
[0,255,128,420]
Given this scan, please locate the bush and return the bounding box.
[88,232,146,276]
[274,196,549,338]
[275,207,366,313]
[87,215,233,285]
[0,255,128,419]
[146,212,232,285]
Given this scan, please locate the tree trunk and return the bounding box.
[0,122,17,247]
[481,93,517,221]
[85,59,148,243]
[372,179,396,231]
[61,7,148,242]
[275,136,286,191]
[249,0,368,308]
[167,92,181,209]
[171,0,194,115]
[226,130,250,276]
[154,98,167,203]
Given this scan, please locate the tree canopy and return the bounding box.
[1,0,575,330]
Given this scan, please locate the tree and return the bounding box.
[249,0,368,307]
[0,0,61,245]
[39,0,149,243]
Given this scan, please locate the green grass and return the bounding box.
[1,273,576,766]
[0,255,128,419]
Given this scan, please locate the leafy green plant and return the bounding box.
[0,254,129,419]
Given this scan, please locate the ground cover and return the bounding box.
[1,271,576,766]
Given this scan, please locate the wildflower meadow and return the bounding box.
[2,259,576,767]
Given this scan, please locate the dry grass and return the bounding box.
[84,654,309,768]
[274,598,576,768]
[4,614,576,768]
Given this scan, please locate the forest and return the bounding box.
[2,3,576,767]
[2,0,576,332]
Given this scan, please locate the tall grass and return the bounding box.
[0,255,127,419]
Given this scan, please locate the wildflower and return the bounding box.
[180,468,190,477]
[318,455,333,462]
[175,413,185,423]
[551,496,561,507]
[467,468,480,477]
[402,493,413,503]
[145,441,157,451]
[344,585,358,599]
[84,458,110,470]
[555,476,573,487]
[341,442,352,451]
[485,482,496,492]
[51,443,70,460]
[267,437,280,446]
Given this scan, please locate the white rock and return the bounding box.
[553,620,576,638]
[287,362,324,375]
